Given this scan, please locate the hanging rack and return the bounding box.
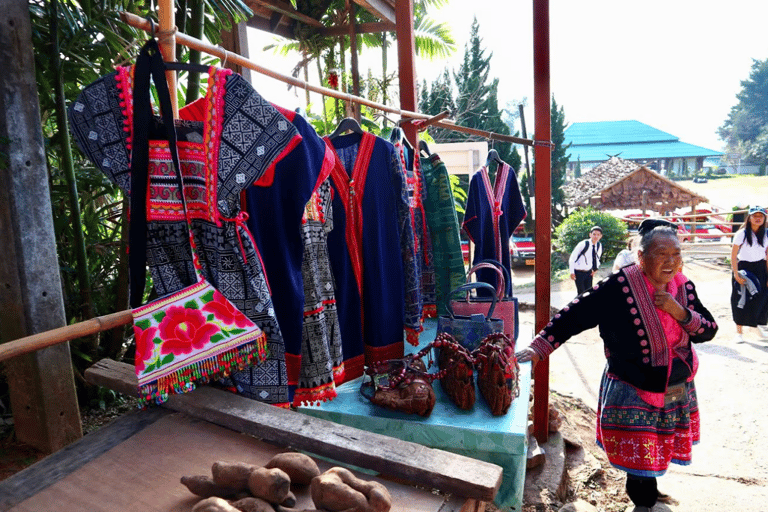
[120,12,545,149]
[1,9,551,364]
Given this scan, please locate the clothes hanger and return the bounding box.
[328,117,364,139]
[486,148,503,168]
[419,139,431,157]
[390,124,415,152]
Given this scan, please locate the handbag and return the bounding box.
[129,39,267,406]
[450,260,519,343]
[437,282,504,352]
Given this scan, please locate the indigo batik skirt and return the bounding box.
[595,370,700,477]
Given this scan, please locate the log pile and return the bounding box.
[563,156,707,211]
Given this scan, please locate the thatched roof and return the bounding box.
[563,157,708,212]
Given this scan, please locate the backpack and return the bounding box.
[577,240,601,263]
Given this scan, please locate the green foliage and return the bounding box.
[719,58,768,168]
[550,96,571,224]
[553,207,628,262]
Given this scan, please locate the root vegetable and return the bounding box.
[212,461,257,491]
[310,467,391,512]
[191,497,240,512]
[247,466,291,504]
[281,490,297,508]
[181,475,240,499]
[265,452,321,486]
[230,496,274,512]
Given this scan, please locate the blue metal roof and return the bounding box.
[565,120,679,145]
[565,120,722,162]
[568,141,723,163]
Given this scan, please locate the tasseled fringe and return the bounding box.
[137,333,268,407]
[422,304,438,319]
[292,381,339,408]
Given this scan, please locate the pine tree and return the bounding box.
[574,156,582,178]
[550,96,571,224]
[418,17,521,171]
[719,58,768,168]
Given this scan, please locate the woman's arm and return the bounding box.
[732,238,746,284]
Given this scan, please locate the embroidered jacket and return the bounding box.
[530,264,718,394]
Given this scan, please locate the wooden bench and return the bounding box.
[0,358,502,512]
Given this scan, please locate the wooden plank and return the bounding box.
[85,359,503,501]
[9,413,460,512]
[249,0,324,28]
[0,407,169,510]
[352,0,396,23]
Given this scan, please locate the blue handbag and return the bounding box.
[437,282,504,352]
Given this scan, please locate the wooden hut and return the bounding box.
[563,156,708,214]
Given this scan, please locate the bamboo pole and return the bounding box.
[157,0,178,116]
[0,311,133,363]
[119,12,540,148]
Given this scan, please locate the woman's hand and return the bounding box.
[734,271,746,285]
[515,347,541,363]
[653,289,688,321]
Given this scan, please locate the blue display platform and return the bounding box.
[299,319,532,511]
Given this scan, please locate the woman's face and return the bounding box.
[639,234,682,287]
[749,212,765,230]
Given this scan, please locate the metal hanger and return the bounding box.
[486,148,503,167]
[419,140,431,156]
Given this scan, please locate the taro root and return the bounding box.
[310,467,391,512]
[247,466,291,504]
[230,496,275,512]
[211,461,257,491]
[181,475,240,499]
[191,497,241,512]
[265,452,321,486]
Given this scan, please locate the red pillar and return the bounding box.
[532,0,551,443]
[395,0,417,145]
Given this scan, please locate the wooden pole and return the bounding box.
[120,12,539,147]
[395,0,418,147]
[532,0,551,444]
[0,0,82,451]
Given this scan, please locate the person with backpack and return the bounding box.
[569,225,603,295]
[730,206,768,343]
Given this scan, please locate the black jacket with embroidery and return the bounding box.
[530,264,718,393]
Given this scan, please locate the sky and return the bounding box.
[247,0,768,152]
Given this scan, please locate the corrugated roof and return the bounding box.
[568,141,723,163]
[565,120,678,145]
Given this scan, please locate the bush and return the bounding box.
[554,207,628,264]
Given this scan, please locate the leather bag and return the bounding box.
[450,260,518,344]
[437,282,504,351]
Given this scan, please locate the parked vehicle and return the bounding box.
[459,227,536,267]
[510,230,536,267]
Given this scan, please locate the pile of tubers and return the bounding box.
[182,452,392,512]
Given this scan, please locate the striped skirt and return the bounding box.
[596,370,700,477]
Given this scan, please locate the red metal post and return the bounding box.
[532,0,551,444]
[395,0,417,146]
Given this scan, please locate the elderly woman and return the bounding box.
[517,219,718,512]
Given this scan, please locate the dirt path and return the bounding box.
[516,257,768,511]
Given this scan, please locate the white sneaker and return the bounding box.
[734,333,745,344]
[757,325,768,340]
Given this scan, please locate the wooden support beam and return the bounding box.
[0,0,82,452]
[532,0,551,444]
[246,15,296,39]
[395,0,417,146]
[84,359,504,502]
[320,21,396,36]
[249,0,324,28]
[352,0,396,24]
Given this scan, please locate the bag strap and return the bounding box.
[467,259,512,299]
[129,38,203,308]
[577,239,590,262]
[445,282,498,320]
